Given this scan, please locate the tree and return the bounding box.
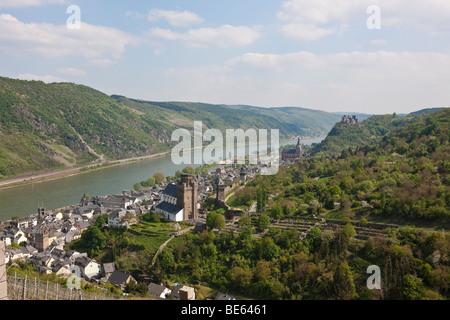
[332,262,356,300]
[94,214,108,227]
[231,266,253,289]
[78,225,106,255]
[146,177,156,187]
[263,243,280,261]
[401,274,424,300]
[270,205,284,220]
[340,223,356,240]
[254,260,271,281]
[206,211,225,230]
[159,250,175,272]
[256,185,267,212]
[306,226,322,252]
[256,214,271,231]
[153,172,165,184]
[133,182,141,191]
[182,166,195,174]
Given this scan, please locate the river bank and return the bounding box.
[0,136,324,191]
[0,151,170,191]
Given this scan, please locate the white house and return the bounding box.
[53,261,72,277]
[65,229,81,244]
[52,212,63,221]
[74,256,100,281]
[155,202,184,222]
[10,229,28,244]
[155,184,184,222]
[148,282,172,299]
[0,235,11,247]
[108,209,137,228]
[100,195,136,209]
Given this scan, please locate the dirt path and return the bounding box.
[151,225,195,266]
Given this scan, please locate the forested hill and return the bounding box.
[0,76,180,179]
[310,109,447,157]
[0,76,339,180]
[219,104,342,137]
[112,97,342,137]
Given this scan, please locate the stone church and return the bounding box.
[156,173,199,222]
[281,138,303,161]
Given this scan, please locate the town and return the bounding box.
[0,160,265,300]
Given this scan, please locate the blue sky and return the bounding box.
[0,0,449,114]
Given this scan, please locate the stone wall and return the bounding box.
[0,242,7,300]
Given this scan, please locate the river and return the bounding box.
[0,136,324,221]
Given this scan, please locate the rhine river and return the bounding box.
[0,137,324,221]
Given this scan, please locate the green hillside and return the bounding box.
[147,108,450,300]
[222,104,342,137]
[0,76,341,180]
[113,97,342,138]
[310,110,445,157]
[0,77,175,179]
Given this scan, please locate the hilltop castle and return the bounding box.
[341,115,358,125]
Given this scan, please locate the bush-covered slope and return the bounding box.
[0,77,176,179]
[310,110,445,157]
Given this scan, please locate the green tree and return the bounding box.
[270,205,284,220]
[153,172,165,184]
[78,225,106,255]
[94,214,108,227]
[231,266,253,289]
[214,214,226,230]
[256,214,271,231]
[206,211,226,230]
[182,166,195,174]
[159,250,175,272]
[306,226,322,252]
[333,262,356,300]
[146,177,156,187]
[133,182,141,191]
[263,243,280,261]
[401,274,424,300]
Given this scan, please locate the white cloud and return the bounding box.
[57,67,87,76]
[280,23,338,41]
[160,50,450,113]
[148,9,204,27]
[146,25,261,48]
[277,0,450,40]
[371,39,388,46]
[17,73,67,83]
[0,0,66,7]
[0,14,140,60]
[277,0,362,40]
[84,59,117,67]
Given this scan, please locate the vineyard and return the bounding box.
[6,273,122,300]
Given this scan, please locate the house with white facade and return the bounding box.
[108,209,137,228]
[148,282,172,299]
[74,255,101,281]
[155,184,184,222]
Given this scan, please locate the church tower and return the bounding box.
[35,227,49,252]
[37,206,45,224]
[295,138,303,158]
[177,174,198,221]
[216,178,225,203]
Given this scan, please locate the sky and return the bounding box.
[0,0,449,114]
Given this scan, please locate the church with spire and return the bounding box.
[281,138,303,161]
